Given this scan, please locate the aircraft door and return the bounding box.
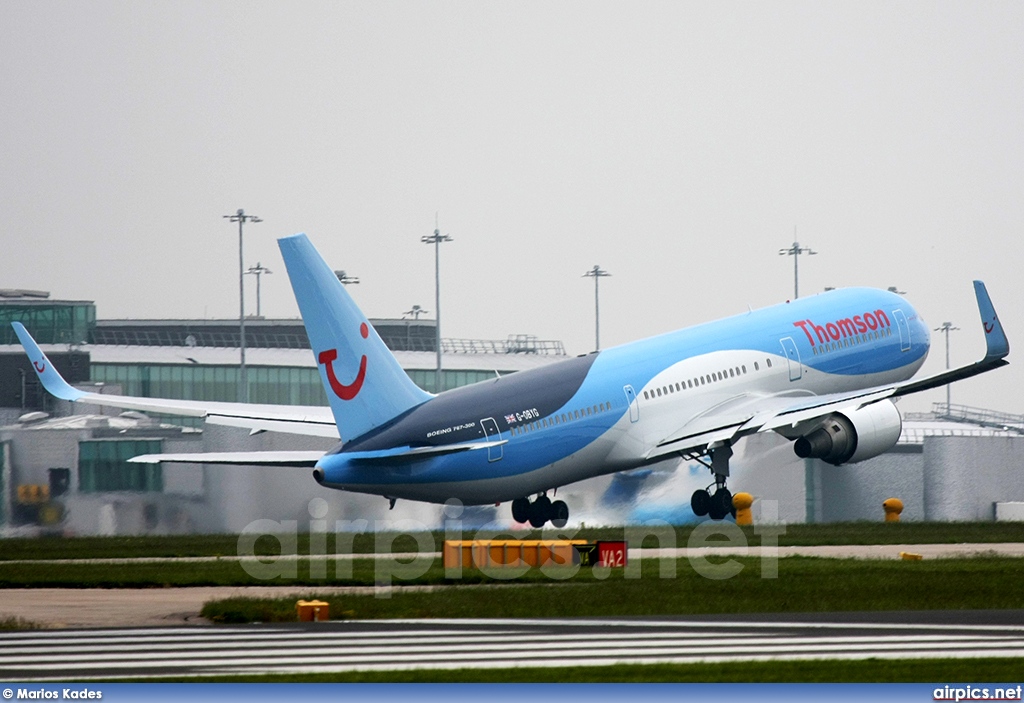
[623,385,639,422]
[893,309,911,352]
[780,337,802,381]
[480,417,503,462]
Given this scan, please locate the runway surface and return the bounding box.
[3,613,1024,680]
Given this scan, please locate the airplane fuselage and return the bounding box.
[315,287,931,504]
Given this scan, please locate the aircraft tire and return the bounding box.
[511,498,530,524]
[690,489,711,517]
[714,488,733,516]
[529,496,552,528]
[550,500,569,528]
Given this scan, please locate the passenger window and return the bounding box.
[766,359,772,368]
[742,365,746,373]
[754,362,759,371]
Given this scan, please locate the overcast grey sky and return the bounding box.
[2,2,1022,413]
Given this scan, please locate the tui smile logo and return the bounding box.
[318,323,369,400]
[33,361,45,374]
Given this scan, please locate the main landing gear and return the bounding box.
[689,444,737,521]
[511,493,569,528]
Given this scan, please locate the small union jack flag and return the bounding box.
[505,414,517,424]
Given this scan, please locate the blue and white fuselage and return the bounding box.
[314,287,930,504]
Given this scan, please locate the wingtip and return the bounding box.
[973,280,1009,361]
[11,322,84,401]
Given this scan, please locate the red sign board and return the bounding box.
[597,541,627,568]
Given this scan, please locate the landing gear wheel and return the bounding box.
[714,488,733,515]
[707,488,734,521]
[550,500,569,528]
[690,489,711,517]
[511,498,530,524]
[529,496,552,528]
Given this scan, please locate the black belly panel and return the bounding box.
[337,352,600,452]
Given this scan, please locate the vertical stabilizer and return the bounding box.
[279,234,433,442]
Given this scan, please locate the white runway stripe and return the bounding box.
[2,618,1022,680]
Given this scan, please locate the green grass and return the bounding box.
[1,522,1021,563]
[133,657,1024,683]
[0,616,42,631]
[198,556,1024,622]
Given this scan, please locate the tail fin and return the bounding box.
[278,234,432,442]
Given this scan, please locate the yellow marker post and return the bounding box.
[733,492,754,526]
[883,498,904,523]
[296,600,330,622]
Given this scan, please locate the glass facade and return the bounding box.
[78,440,163,493]
[0,302,96,345]
[90,364,503,405]
[91,364,329,405]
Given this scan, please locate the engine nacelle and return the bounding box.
[793,400,902,466]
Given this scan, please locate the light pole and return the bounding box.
[245,262,272,318]
[421,223,453,392]
[224,209,262,403]
[778,239,817,299]
[334,270,360,286]
[403,305,427,351]
[934,322,960,413]
[582,265,611,351]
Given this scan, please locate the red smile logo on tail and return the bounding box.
[318,323,369,400]
[33,361,46,374]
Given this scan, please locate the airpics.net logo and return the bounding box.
[934,685,1023,701]
[235,497,787,597]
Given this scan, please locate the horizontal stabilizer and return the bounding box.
[128,451,324,467]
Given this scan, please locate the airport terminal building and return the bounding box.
[0,291,1022,535]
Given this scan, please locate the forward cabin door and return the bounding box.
[780,337,802,381]
[480,417,503,462]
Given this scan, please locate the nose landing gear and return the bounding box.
[511,493,569,528]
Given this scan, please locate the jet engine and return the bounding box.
[793,400,902,465]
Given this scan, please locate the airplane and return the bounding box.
[13,233,1010,527]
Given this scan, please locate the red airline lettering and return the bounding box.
[793,309,891,346]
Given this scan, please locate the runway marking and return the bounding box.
[3,619,1023,680]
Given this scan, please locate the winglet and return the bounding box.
[974,281,1009,362]
[11,322,86,401]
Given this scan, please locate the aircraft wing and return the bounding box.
[648,280,1010,460]
[12,322,339,439]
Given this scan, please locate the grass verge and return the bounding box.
[200,556,1024,622]
[2,522,1023,563]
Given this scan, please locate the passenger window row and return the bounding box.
[812,328,892,355]
[510,400,613,436]
[642,358,777,401]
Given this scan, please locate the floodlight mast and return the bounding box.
[421,221,453,392]
[778,234,817,299]
[245,262,272,317]
[224,209,262,403]
[582,265,611,351]
[934,321,960,412]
